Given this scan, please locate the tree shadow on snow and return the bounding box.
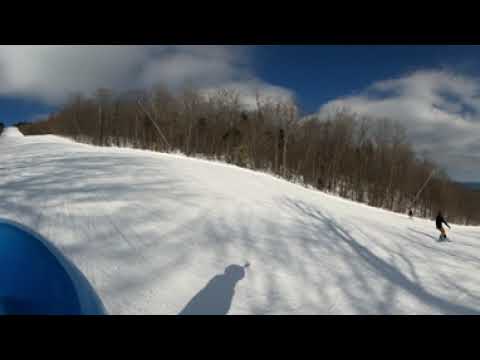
[179,264,249,315]
[280,197,480,315]
[408,228,439,242]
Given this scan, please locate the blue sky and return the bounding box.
[0,97,54,125]
[0,45,479,181]
[253,45,480,113]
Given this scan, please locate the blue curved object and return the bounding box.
[0,220,106,315]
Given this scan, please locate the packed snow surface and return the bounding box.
[1,127,479,315]
[1,127,24,138]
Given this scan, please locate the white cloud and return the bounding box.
[319,70,480,181]
[0,45,290,106]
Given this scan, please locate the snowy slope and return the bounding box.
[1,126,24,138]
[1,127,480,315]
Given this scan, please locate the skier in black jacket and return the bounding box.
[408,209,414,219]
[436,211,451,241]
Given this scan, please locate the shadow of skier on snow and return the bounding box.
[179,264,249,315]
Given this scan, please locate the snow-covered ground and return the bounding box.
[1,127,480,315]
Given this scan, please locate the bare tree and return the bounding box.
[17,86,480,225]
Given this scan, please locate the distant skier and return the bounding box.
[408,209,414,219]
[436,211,451,241]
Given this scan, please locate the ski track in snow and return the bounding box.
[1,127,480,315]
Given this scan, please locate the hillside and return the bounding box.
[1,127,480,314]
